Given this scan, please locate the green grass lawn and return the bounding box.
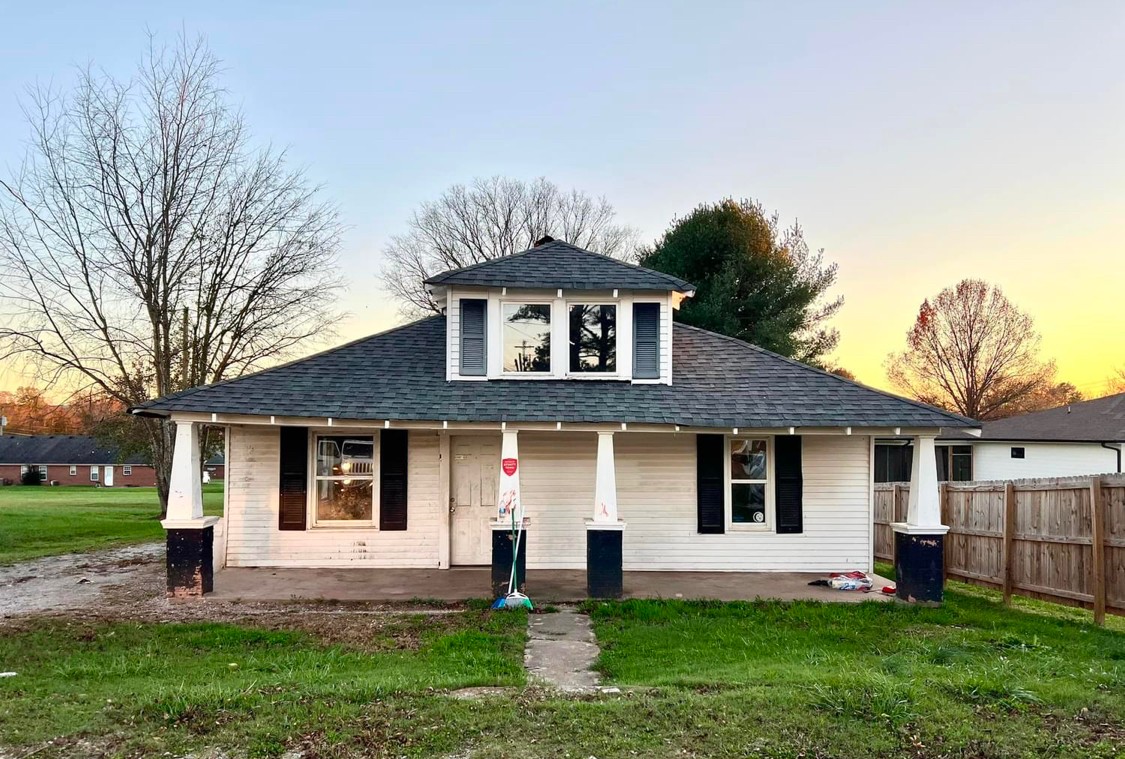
[1,579,1123,757]
[0,483,224,564]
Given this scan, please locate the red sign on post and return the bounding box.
[502,458,518,477]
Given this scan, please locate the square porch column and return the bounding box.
[161,420,218,597]
[891,434,949,604]
[490,430,528,597]
[586,431,626,598]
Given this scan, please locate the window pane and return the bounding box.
[730,439,767,480]
[568,304,617,372]
[316,436,374,477]
[503,303,551,372]
[316,480,373,521]
[732,483,766,524]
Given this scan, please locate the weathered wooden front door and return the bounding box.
[450,435,501,565]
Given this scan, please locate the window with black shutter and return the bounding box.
[379,429,409,531]
[697,434,725,533]
[278,427,308,531]
[459,299,487,376]
[633,302,660,379]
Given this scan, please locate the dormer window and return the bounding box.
[502,303,551,373]
[568,304,617,373]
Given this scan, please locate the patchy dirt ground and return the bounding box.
[0,542,164,618]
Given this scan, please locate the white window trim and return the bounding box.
[39,466,48,482]
[564,299,623,379]
[90,466,100,482]
[725,435,775,532]
[69,465,77,476]
[499,300,555,377]
[122,465,132,476]
[307,430,380,529]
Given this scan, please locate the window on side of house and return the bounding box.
[313,434,375,525]
[1011,447,1025,459]
[123,465,132,476]
[950,445,973,481]
[729,438,770,527]
[90,466,99,482]
[69,465,77,476]
[39,466,48,482]
[502,303,552,373]
[568,303,617,373]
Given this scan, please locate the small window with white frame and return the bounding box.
[90,466,100,482]
[313,434,375,524]
[502,303,552,373]
[568,303,617,373]
[39,466,48,482]
[69,465,77,476]
[729,438,770,526]
[123,465,132,476]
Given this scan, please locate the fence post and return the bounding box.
[1002,481,1016,606]
[939,482,950,582]
[1090,476,1106,626]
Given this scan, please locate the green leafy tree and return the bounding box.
[639,199,842,365]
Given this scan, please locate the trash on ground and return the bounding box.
[808,570,874,591]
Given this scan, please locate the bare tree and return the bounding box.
[382,176,638,315]
[886,280,1059,420]
[0,36,342,514]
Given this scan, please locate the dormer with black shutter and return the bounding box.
[425,238,695,385]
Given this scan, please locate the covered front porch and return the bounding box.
[208,566,895,603]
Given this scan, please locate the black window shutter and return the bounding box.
[380,429,409,531]
[632,302,660,379]
[696,434,725,534]
[460,299,487,376]
[278,427,308,531]
[775,435,803,534]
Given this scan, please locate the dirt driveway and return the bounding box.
[0,543,164,618]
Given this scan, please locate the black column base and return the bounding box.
[166,526,214,597]
[491,528,527,598]
[894,530,945,605]
[587,528,624,598]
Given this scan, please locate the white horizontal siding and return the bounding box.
[225,427,872,573]
[971,441,1122,481]
[225,426,443,568]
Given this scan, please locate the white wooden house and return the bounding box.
[134,238,977,601]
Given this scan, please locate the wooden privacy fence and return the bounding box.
[874,474,1125,624]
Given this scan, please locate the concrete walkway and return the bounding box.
[525,607,601,692]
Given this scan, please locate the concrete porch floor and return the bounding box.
[209,567,894,603]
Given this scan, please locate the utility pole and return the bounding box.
[181,307,190,391]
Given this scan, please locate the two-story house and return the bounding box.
[135,238,978,603]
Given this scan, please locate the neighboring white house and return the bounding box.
[133,238,977,600]
[875,392,1125,483]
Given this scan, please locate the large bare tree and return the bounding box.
[886,279,1060,420]
[0,36,342,513]
[382,176,638,315]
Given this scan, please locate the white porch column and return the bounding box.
[891,434,948,605]
[163,420,204,524]
[161,419,218,598]
[896,435,947,533]
[494,429,524,525]
[591,431,619,523]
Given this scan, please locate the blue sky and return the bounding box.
[2,1,1123,393]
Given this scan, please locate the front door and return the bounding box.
[104,466,114,487]
[450,435,501,565]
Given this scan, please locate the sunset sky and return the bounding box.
[1,1,1122,397]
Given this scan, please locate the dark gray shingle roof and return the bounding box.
[955,393,1125,442]
[136,317,975,429]
[423,239,695,292]
[0,435,149,465]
